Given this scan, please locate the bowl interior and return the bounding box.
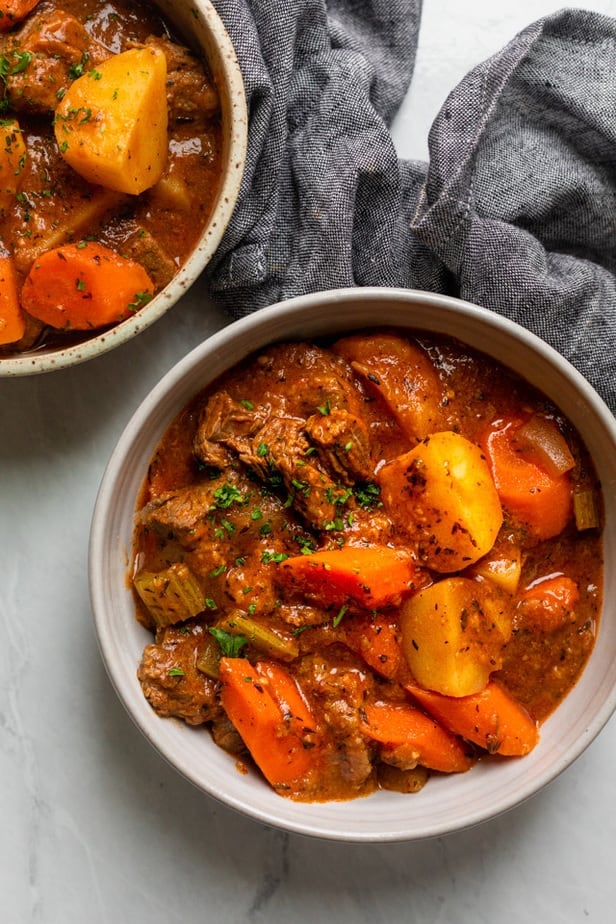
[90,287,616,841]
[0,0,247,377]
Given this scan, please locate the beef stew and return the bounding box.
[130,329,604,802]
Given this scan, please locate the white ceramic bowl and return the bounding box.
[89,287,616,842]
[0,0,247,377]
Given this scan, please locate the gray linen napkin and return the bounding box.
[207,1,616,414]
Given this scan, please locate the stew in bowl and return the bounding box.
[0,0,246,373]
[89,288,616,839]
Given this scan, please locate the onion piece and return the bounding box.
[515,415,575,477]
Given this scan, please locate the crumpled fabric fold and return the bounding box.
[206,1,616,413]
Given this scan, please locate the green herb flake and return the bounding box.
[261,550,289,564]
[354,482,382,510]
[128,290,153,312]
[209,627,248,658]
[212,482,246,510]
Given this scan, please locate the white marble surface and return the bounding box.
[2,2,616,921]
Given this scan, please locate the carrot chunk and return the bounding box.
[406,680,539,757]
[362,700,474,773]
[516,574,580,633]
[480,418,572,541]
[343,612,408,680]
[333,332,445,441]
[219,658,319,788]
[0,1,40,32]
[21,241,154,331]
[0,250,25,344]
[278,546,423,610]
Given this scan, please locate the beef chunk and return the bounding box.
[192,344,377,530]
[115,225,176,291]
[141,482,214,545]
[145,34,219,127]
[193,391,267,468]
[297,650,376,788]
[2,9,108,114]
[304,408,373,483]
[138,622,220,726]
[210,713,247,757]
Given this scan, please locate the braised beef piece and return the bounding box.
[297,649,376,790]
[192,343,375,530]
[210,713,247,757]
[145,34,219,127]
[1,8,109,114]
[193,391,267,469]
[141,481,216,546]
[303,407,373,483]
[138,622,221,726]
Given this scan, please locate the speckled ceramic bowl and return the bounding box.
[0,0,247,377]
[89,287,616,842]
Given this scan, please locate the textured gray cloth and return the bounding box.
[206,2,616,414]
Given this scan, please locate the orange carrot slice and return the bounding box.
[362,700,474,773]
[278,546,423,610]
[0,250,25,344]
[406,680,539,757]
[0,1,40,32]
[342,612,408,680]
[481,417,572,541]
[21,241,154,331]
[219,658,319,788]
[517,574,580,632]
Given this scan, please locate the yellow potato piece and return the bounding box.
[0,119,26,215]
[470,545,522,595]
[378,430,503,572]
[54,47,168,195]
[400,577,513,697]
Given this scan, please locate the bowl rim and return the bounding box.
[89,286,616,842]
[0,0,248,377]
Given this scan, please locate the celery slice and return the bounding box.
[573,489,602,531]
[133,563,205,627]
[196,634,223,679]
[219,612,300,661]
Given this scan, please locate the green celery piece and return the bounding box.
[220,612,299,661]
[133,562,205,627]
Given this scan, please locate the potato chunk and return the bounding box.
[400,577,513,697]
[54,46,168,194]
[378,431,503,572]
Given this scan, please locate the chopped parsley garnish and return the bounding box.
[212,482,246,509]
[354,482,382,509]
[261,550,289,564]
[209,627,248,658]
[128,290,153,311]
